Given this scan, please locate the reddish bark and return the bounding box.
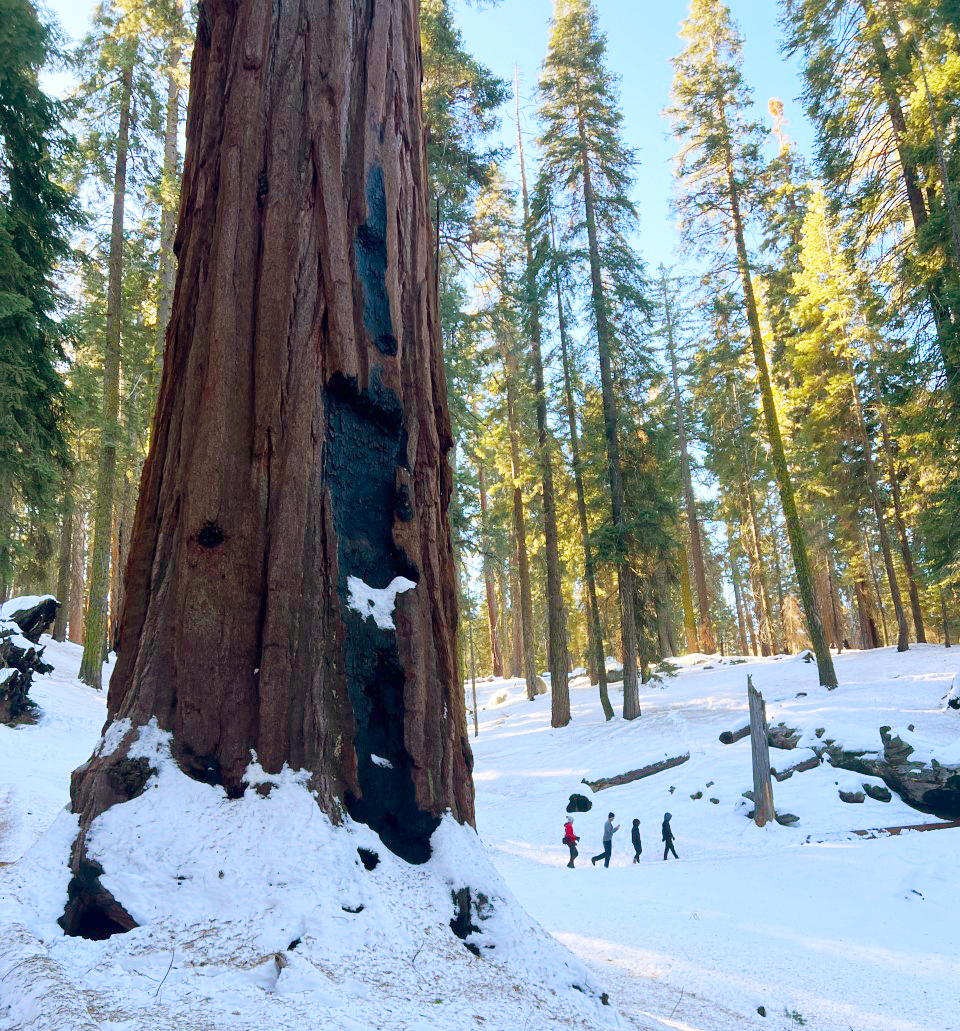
[64,0,472,937]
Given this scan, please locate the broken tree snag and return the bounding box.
[63,0,473,935]
[1,596,60,723]
[748,677,775,827]
[582,753,690,792]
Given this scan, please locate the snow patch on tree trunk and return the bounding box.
[346,575,417,630]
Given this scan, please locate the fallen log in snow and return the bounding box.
[717,722,801,749]
[582,753,690,792]
[770,755,820,781]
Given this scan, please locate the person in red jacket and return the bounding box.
[563,816,580,868]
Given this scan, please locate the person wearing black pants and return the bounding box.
[591,812,619,867]
[631,818,642,863]
[662,812,678,860]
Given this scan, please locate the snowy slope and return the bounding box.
[470,647,960,1031]
[1,639,958,1030]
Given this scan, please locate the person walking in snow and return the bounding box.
[662,812,678,860]
[631,818,642,863]
[563,816,580,868]
[591,812,619,868]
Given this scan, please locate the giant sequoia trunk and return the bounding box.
[63,0,473,937]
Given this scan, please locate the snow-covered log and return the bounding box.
[0,595,59,723]
[582,753,689,792]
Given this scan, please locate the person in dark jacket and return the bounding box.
[662,812,678,860]
[563,817,580,868]
[591,812,619,868]
[631,818,642,863]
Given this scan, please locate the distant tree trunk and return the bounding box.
[155,58,181,376]
[653,564,676,658]
[677,540,698,654]
[477,460,504,678]
[516,96,568,726]
[728,531,749,656]
[79,54,134,690]
[855,575,881,649]
[942,589,952,647]
[730,381,775,656]
[721,116,836,686]
[865,541,890,646]
[875,403,926,642]
[68,518,86,644]
[509,557,522,678]
[53,477,74,642]
[504,345,539,701]
[847,363,908,650]
[554,249,612,719]
[578,112,639,719]
[0,475,12,603]
[64,0,473,936]
[663,272,715,653]
[497,566,512,677]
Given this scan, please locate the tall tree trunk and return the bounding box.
[53,476,74,642]
[516,93,568,726]
[552,234,612,719]
[577,110,639,718]
[720,118,837,687]
[677,540,698,654]
[504,354,539,701]
[477,460,504,678]
[942,589,953,648]
[79,55,134,689]
[64,0,473,935]
[663,272,715,653]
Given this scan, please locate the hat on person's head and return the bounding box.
[664,812,672,820]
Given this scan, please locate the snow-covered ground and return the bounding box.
[471,647,960,1031]
[1,635,958,1030]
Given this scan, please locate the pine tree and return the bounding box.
[515,89,570,727]
[660,268,715,653]
[669,0,837,686]
[0,0,78,598]
[537,0,647,718]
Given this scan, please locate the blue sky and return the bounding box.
[44,0,814,269]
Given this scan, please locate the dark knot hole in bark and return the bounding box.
[196,521,226,549]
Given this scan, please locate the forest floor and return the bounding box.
[0,635,957,1030]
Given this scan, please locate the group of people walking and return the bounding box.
[562,812,678,868]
